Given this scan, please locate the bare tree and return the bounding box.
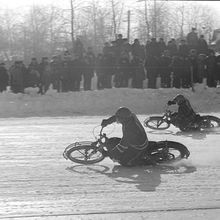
[135,0,170,40]
[143,0,150,40]
[0,8,23,61]
[20,5,65,61]
[48,5,64,55]
[135,1,216,43]
[186,3,216,40]
[79,0,115,52]
[108,0,125,39]
[0,0,218,61]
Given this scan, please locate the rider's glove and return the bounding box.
[101,119,108,127]
[167,100,175,106]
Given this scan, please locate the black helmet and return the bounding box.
[173,94,186,105]
[115,107,132,122]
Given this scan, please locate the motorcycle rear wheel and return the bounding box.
[144,116,170,130]
[147,141,190,163]
[199,115,220,130]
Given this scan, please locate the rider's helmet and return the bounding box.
[115,107,132,123]
[173,94,186,105]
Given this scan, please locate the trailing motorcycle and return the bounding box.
[144,106,220,131]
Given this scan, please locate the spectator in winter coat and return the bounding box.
[102,53,115,89]
[197,35,208,55]
[39,57,52,94]
[178,39,189,57]
[145,55,158,89]
[61,60,72,92]
[103,42,112,55]
[71,55,83,91]
[158,50,172,88]
[27,58,40,88]
[145,40,151,58]
[115,53,130,88]
[215,54,220,84]
[206,49,217,87]
[0,63,9,92]
[181,57,191,88]
[189,49,199,83]
[187,28,198,50]
[51,56,63,92]
[197,54,207,83]
[115,34,125,47]
[131,39,145,60]
[158,38,167,56]
[10,61,25,93]
[121,38,132,59]
[130,57,146,88]
[74,38,84,58]
[82,56,94,90]
[167,39,178,57]
[147,38,160,58]
[171,56,183,88]
[113,34,128,63]
[20,61,29,89]
[96,54,105,90]
[85,47,96,67]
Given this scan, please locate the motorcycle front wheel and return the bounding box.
[63,142,105,165]
[144,116,170,130]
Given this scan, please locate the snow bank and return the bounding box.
[0,85,220,118]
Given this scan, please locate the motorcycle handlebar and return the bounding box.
[163,104,170,112]
[100,126,104,135]
[93,125,110,140]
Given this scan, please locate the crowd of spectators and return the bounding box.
[0,28,220,94]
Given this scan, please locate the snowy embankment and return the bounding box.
[0,84,220,118]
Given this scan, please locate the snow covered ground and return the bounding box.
[0,85,220,219]
[0,116,219,219]
[0,84,220,118]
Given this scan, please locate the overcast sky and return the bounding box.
[0,0,220,10]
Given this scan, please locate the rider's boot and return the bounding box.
[102,149,109,157]
[146,158,157,166]
[142,155,158,166]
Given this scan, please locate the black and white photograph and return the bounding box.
[0,0,220,219]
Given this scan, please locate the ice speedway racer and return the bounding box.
[144,94,220,132]
[144,106,220,132]
[63,126,190,166]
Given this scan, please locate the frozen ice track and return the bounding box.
[0,207,220,219]
[0,116,219,220]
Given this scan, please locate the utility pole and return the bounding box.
[137,0,150,40]
[180,1,185,38]
[70,0,75,50]
[153,0,157,38]
[111,0,117,40]
[144,0,150,40]
[127,10,131,42]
